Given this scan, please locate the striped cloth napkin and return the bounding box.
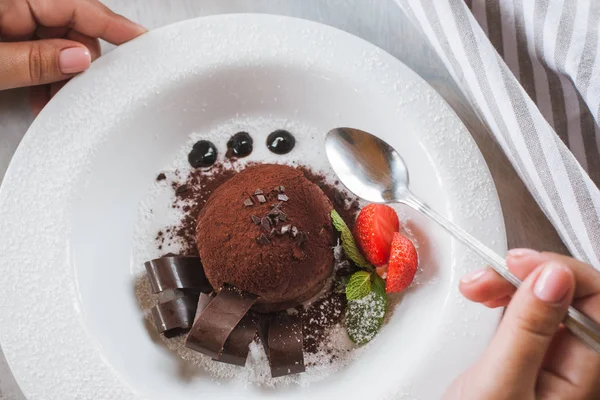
[395,0,600,269]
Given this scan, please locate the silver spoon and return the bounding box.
[325,127,600,353]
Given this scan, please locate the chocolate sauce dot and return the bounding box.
[226,131,253,158]
[188,140,217,168]
[266,130,295,155]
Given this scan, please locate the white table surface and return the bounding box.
[0,1,567,398]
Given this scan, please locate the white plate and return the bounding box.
[0,14,505,400]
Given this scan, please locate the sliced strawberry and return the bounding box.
[353,204,399,266]
[386,232,418,293]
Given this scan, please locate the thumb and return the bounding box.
[0,39,91,90]
[480,261,574,389]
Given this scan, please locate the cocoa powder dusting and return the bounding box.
[160,163,358,256]
[301,293,346,353]
[298,166,359,230]
[160,164,236,255]
[196,164,335,313]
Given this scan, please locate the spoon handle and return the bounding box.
[402,192,600,354]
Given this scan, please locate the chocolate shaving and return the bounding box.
[144,256,212,293]
[254,189,264,195]
[256,194,267,203]
[291,226,299,237]
[267,314,305,377]
[260,217,272,232]
[277,194,289,202]
[268,208,281,218]
[185,286,257,359]
[257,233,270,245]
[280,225,291,234]
[214,313,260,366]
[243,197,254,207]
[278,212,287,221]
[175,184,189,196]
[151,295,199,337]
[277,185,286,193]
[251,215,261,225]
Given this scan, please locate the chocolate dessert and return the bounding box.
[142,129,415,380]
[196,164,336,313]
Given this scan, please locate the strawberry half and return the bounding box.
[353,204,399,266]
[386,232,418,293]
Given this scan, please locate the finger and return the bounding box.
[479,262,574,390]
[459,249,543,303]
[460,267,516,303]
[29,85,51,116]
[65,31,101,61]
[542,326,600,395]
[538,252,600,299]
[540,258,600,391]
[35,27,101,62]
[0,39,91,90]
[27,0,147,45]
[459,248,600,304]
[0,0,36,39]
[508,250,600,298]
[35,26,70,39]
[482,295,511,309]
[507,251,600,393]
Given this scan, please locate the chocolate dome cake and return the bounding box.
[196,164,336,312]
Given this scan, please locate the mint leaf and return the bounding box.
[345,289,387,345]
[346,271,372,300]
[371,274,386,297]
[371,275,388,313]
[331,210,373,270]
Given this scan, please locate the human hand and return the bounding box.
[0,0,146,114]
[445,250,600,399]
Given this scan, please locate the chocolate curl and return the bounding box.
[267,314,305,377]
[215,313,260,366]
[150,295,199,338]
[185,286,257,359]
[144,256,212,293]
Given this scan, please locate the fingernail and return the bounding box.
[461,268,487,284]
[58,48,91,74]
[534,263,571,304]
[507,248,539,258]
[133,22,148,34]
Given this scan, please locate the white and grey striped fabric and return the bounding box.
[395,0,600,269]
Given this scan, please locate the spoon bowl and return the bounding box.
[325,127,410,203]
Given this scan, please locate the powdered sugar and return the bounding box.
[345,292,387,345]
